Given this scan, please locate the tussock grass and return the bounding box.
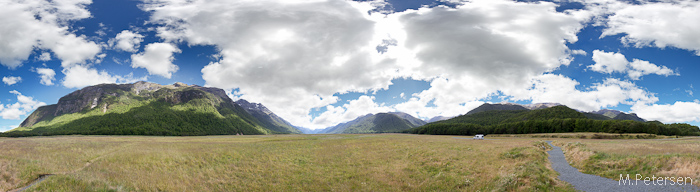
[1,134,575,191]
[553,137,700,187]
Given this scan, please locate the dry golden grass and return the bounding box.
[0,134,574,191]
[552,136,700,187]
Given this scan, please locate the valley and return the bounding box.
[2,134,699,191]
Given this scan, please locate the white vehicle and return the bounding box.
[474,134,484,140]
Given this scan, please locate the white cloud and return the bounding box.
[589,50,677,80]
[109,30,145,52]
[632,101,700,123]
[601,1,700,55]
[131,43,180,78]
[0,0,101,69]
[140,0,592,128]
[0,90,46,120]
[38,52,51,61]
[509,74,658,112]
[384,0,587,120]
[393,94,484,120]
[61,65,147,89]
[310,95,392,128]
[571,49,587,56]
[2,76,22,85]
[143,0,395,128]
[35,68,56,86]
[589,50,628,74]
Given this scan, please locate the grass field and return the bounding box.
[0,134,574,191]
[551,136,700,187]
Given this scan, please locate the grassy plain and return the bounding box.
[1,134,574,191]
[551,136,700,187]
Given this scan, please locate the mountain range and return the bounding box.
[456,103,646,123]
[3,81,683,137]
[312,112,427,134]
[404,103,699,136]
[4,82,300,136]
[236,99,302,134]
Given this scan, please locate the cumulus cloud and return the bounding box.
[38,52,51,61]
[310,95,392,128]
[383,0,587,120]
[393,94,484,120]
[131,43,180,78]
[589,50,628,74]
[601,1,700,55]
[510,74,658,112]
[0,90,46,120]
[589,50,677,80]
[571,49,587,56]
[2,76,22,85]
[632,101,700,123]
[142,0,395,128]
[35,68,56,86]
[61,65,147,89]
[138,0,593,128]
[109,30,145,52]
[0,0,101,69]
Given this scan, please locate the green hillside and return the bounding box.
[583,113,612,120]
[2,82,274,137]
[438,106,584,126]
[404,105,700,136]
[501,106,586,123]
[465,103,528,115]
[440,110,527,126]
[613,113,646,122]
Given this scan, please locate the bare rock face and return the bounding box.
[173,82,188,87]
[55,86,107,116]
[236,99,274,115]
[132,81,163,95]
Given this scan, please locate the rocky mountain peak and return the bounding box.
[173,82,188,87]
[522,103,563,110]
[133,81,163,95]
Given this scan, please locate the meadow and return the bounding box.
[551,136,700,187]
[0,134,574,191]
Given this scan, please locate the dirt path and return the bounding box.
[9,144,131,192]
[546,141,699,192]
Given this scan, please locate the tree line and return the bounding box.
[403,118,700,136]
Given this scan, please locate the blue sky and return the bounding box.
[1,0,699,131]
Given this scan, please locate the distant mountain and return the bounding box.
[297,127,328,134]
[236,99,301,134]
[590,109,645,122]
[613,113,645,122]
[441,105,584,126]
[321,112,426,134]
[583,112,612,120]
[4,82,276,137]
[521,103,562,110]
[592,109,622,118]
[388,112,427,127]
[404,104,699,136]
[465,103,528,115]
[427,116,452,123]
[465,103,646,123]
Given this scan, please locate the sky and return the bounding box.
[1,0,700,131]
